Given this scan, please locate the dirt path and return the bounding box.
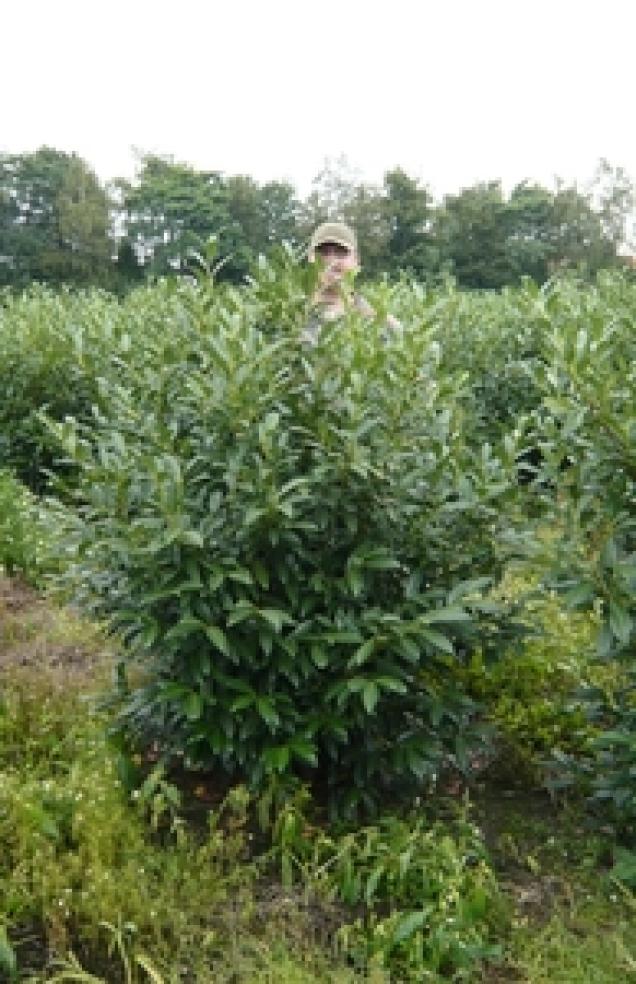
[0,575,110,680]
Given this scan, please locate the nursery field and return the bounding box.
[0,259,635,981]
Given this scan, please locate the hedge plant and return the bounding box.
[54,257,525,813]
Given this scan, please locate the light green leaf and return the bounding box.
[206,625,229,655]
[362,681,379,714]
[228,567,253,585]
[256,698,280,728]
[349,638,376,668]
[291,738,318,765]
[420,628,454,655]
[311,645,328,668]
[0,925,17,980]
[184,692,203,721]
[181,529,204,548]
[392,909,427,943]
[609,602,632,646]
[259,608,293,632]
[230,695,254,711]
[422,606,470,624]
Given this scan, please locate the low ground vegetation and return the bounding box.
[1,582,635,981]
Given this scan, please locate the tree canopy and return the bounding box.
[1,147,633,292]
[0,147,111,288]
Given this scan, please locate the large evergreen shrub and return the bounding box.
[55,258,523,812]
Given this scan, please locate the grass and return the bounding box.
[471,787,636,981]
[2,575,635,982]
[509,895,636,983]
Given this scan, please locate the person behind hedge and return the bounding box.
[303,221,400,343]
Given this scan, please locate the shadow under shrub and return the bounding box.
[55,259,523,815]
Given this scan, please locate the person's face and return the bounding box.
[313,240,358,290]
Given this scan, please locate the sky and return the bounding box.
[3,0,635,201]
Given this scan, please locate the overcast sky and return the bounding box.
[3,0,635,200]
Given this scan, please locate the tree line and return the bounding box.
[1,147,634,292]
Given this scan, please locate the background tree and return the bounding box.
[299,157,436,280]
[548,182,617,275]
[0,147,112,288]
[116,154,233,277]
[342,183,390,280]
[589,158,635,255]
[259,180,303,249]
[224,175,302,274]
[382,168,436,279]
[301,155,363,230]
[433,182,513,288]
[505,182,559,284]
[432,176,626,288]
[1,146,631,292]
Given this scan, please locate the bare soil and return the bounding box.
[0,575,111,682]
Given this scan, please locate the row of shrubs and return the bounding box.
[0,264,595,493]
[1,261,634,811]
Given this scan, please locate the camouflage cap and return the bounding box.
[308,221,358,255]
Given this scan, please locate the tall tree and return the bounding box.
[301,156,363,232]
[505,182,558,284]
[224,176,302,272]
[0,147,112,288]
[116,154,232,277]
[588,159,635,256]
[259,180,302,249]
[382,168,435,279]
[548,182,617,275]
[433,182,512,288]
[342,183,390,279]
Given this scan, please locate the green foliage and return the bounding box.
[1,648,501,982]
[5,264,636,980]
[269,791,502,980]
[53,255,522,813]
[0,666,358,981]
[1,149,631,296]
[536,272,636,660]
[0,469,66,584]
[0,147,112,289]
[509,893,636,984]
[117,155,302,284]
[116,155,232,279]
[433,179,626,289]
[527,275,636,836]
[434,182,513,290]
[0,287,116,491]
[464,571,604,782]
[550,672,636,841]
[0,470,40,578]
[382,168,435,278]
[0,280,209,492]
[375,277,547,446]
